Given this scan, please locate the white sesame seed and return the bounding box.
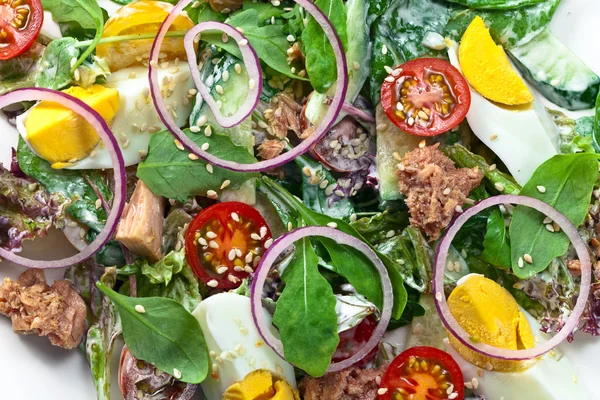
[248,79,256,89]
[381,44,388,55]
[188,153,199,160]
[234,266,244,272]
[327,222,338,229]
[238,39,248,46]
[235,63,242,74]
[489,163,497,171]
[471,378,479,389]
[209,241,219,249]
[215,84,224,94]
[408,117,415,126]
[207,190,218,199]
[490,133,498,140]
[352,61,360,70]
[173,368,182,379]
[419,140,426,148]
[217,266,228,274]
[174,139,184,151]
[202,142,210,151]
[228,249,236,261]
[190,126,201,133]
[455,205,463,213]
[228,275,240,283]
[222,32,229,43]
[286,34,295,42]
[384,76,395,83]
[334,190,345,197]
[537,185,546,193]
[377,388,388,395]
[220,180,231,190]
[464,382,473,389]
[251,232,262,241]
[260,226,268,238]
[191,0,201,7]
[435,292,442,301]
[446,384,454,395]
[524,254,533,264]
[518,257,524,268]
[443,188,451,195]
[204,125,212,137]
[135,305,146,314]
[206,231,217,239]
[264,238,274,249]
[206,164,214,173]
[386,230,395,238]
[207,279,218,288]
[495,182,505,192]
[231,212,240,222]
[448,393,458,399]
[384,65,394,74]
[95,198,102,210]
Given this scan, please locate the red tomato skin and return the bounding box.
[380,58,471,137]
[332,315,378,368]
[0,0,44,60]
[379,346,465,400]
[184,201,272,290]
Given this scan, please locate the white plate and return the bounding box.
[1,1,599,399]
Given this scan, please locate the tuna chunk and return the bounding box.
[397,143,483,240]
[115,180,165,263]
[0,269,87,349]
[299,363,388,400]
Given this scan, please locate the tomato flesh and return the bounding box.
[379,346,464,400]
[0,0,43,60]
[332,315,378,367]
[185,202,272,290]
[381,58,471,137]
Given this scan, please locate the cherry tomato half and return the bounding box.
[0,0,43,60]
[185,201,272,290]
[332,315,378,368]
[379,346,464,400]
[381,58,471,137]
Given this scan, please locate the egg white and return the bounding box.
[16,65,195,169]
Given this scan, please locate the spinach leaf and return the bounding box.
[35,38,77,90]
[242,1,285,23]
[444,0,561,48]
[509,154,598,278]
[42,0,104,69]
[301,0,347,93]
[258,177,408,319]
[0,43,43,94]
[137,129,259,202]
[447,0,545,10]
[351,210,410,244]
[481,207,512,268]
[97,282,209,384]
[199,10,306,81]
[272,237,339,377]
[17,138,111,233]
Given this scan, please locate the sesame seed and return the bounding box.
[537,185,546,193]
[490,133,498,140]
[396,102,404,111]
[272,0,280,5]
[248,79,256,89]
[435,292,442,301]
[287,222,293,231]
[397,163,405,172]
[251,233,261,241]
[217,266,228,274]
[518,257,524,268]
[228,275,240,283]
[381,44,388,55]
[455,205,463,213]
[408,117,415,126]
[327,222,338,229]
[150,60,158,68]
[202,143,210,151]
[222,33,229,43]
[524,254,533,263]
[73,68,81,82]
[191,0,201,7]
[215,84,224,94]
[135,305,146,314]
[334,190,345,197]
[386,230,395,238]
[377,388,388,395]
[446,384,454,395]
[443,188,451,195]
[228,249,236,261]
[204,125,212,137]
[220,180,231,190]
[234,266,244,272]
[235,63,242,74]
[286,34,295,42]
[448,393,458,399]
[264,238,274,249]
[489,163,497,171]
[352,61,360,70]
[187,153,199,161]
[206,164,214,173]
[138,149,148,158]
[495,182,505,192]
[207,190,218,199]
[244,265,254,273]
[545,224,555,232]
[95,199,102,210]
[238,39,248,46]
[231,212,240,222]
[471,378,479,389]
[222,70,230,82]
[173,368,182,379]
[291,67,296,74]
[384,76,395,83]
[392,68,402,77]
[209,240,219,249]
[260,226,268,238]
[190,126,201,133]
[174,139,184,151]
[419,140,426,148]
[464,382,473,389]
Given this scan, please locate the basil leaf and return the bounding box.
[35,38,77,90]
[272,237,339,377]
[481,207,512,269]
[96,282,209,384]
[41,0,104,68]
[509,154,598,278]
[137,129,259,202]
[446,0,545,10]
[302,0,348,93]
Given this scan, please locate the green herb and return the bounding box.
[0,43,43,95]
[351,210,410,244]
[199,9,306,81]
[35,38,77,90]
[242,1,285,23]
[137,129,259,202]
[481,208,512,268]
[17,138,111,233]
[127,251,187,286]
[272,237,339,377]
[96,282,209,384]
[302,0,348,93]
[444,0,561,48]
[509,154,598,278]
[547,109,596,154]
[41,0,104,70]
[258,177,408,319]
[446,0,545,10]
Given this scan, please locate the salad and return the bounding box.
[0,0,598,399]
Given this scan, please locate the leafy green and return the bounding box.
[127,251,187,286]
[481,208,511,268]
[351,210,410,244]
[547,109,596,154]
[0,43,43,94]
[447,0,545,10]
[242,1,285,23]
[302,0,347,93]
[137,129,259,202]
[258,177,407,319]
[97,282,209,384]
[444,0,561,48]
[595,91,600,150]
[17,138,111,233]
[41,0,104,69]
[272,237,339,377]
[509,154,598,278]
[445,144,521,195]
[35,38,77,90]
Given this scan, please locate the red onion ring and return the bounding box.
[341,103,375,124]
[149,0,348,172]
[250,226,392,373]
[0,88,126,269]
[184,22,262,128]
[433,195,591,360]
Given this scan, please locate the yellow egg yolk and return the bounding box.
[223,370,299,400]
[459,16,534,106]
[447,274,536,372]
[24,84,120,169]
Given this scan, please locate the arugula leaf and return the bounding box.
[17,138,111,233]
[302,0,348,93]
[199,10,306,81]
[258,177,408,319]
[272,237,339,377]
[41,0,104,69]
[137,129,259,202]
[446,0,545,10]
[97,282,209,384]
[509,154,598,278]
[444,0,561,48]
[481,208,512,268]
[35,38,77,90]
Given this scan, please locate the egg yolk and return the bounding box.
[24,84,120,169]
[447,274,536,372]
[223,370,299,400]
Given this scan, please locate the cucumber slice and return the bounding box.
[509,28,600,111]
[375,104,422,201]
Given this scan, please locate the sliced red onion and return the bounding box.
[149,0,348,172]
[250,226,392,373]
[340,103,375,124]
[0,88,126,269]
[434,195,591,360]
